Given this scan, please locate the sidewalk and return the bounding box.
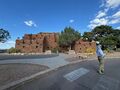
[0,53,69,69]
[0,52,119,68]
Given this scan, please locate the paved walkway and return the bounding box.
[0,53,119,69]
[0,54,69,69]
[8,58,120,90]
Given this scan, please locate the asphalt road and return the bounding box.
[0,54,58,60]
[8,58,120,90]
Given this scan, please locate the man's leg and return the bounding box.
[98,56,104,74]
[101,59,104,73]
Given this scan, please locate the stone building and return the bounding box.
[74,39,96,53]
[15,32,96,53]
[15,33,58,53]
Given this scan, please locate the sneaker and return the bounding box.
[97,71,104,75]
[100,72,104,75]
[101,70,104,73]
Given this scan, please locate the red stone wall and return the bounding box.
[43,33,58,51]
[74,40,96,53]
[15,33,58,53]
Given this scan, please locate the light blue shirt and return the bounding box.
[96,45,105,57]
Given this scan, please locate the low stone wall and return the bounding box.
[0,53,59,60]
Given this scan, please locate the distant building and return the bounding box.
[15,33,96,53]
[15,33,58,53]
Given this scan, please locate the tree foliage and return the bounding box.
[7,47,21,53]
[92,25,113,37]
[0,28,10,43]
[58,27,81,48]
[82,32,93,41]
[83,25,120,50]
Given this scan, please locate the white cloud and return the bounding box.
[106,0,120,8]
[69,19,75,23]
[88,24,98,30]
[108,11,120,24]
[112,11,120,18]
[101,0,120,8]
[88,9,108,29]
[116,26,120,29]
[88,0,120,29]
[109,19,120,24]
[104,8,109,12]
[0,41,15,49]
[88,18,108,29]
[91,18,108,24]
[96,11,106,18]
[100,0,106,7]
[24,20,37,27]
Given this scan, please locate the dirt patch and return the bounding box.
[106,52,120,57]
[0,63,49,87]
[65,57,84,62]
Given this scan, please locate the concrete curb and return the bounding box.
[0,54,59,60]
[0,57,120,90]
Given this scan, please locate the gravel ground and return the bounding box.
[0,63,49,87]
[65,57,85,62]
[106,52,120,57]
[65,52,120,62]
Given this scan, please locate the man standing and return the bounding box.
[96,41,105,74]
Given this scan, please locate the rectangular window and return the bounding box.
[33,38,36,40]
[40,44,43,46]
[89,43,92,46]
[36,42,39,44]
[23,40,25,44]
[36,46,38,48]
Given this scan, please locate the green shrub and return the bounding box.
[7,47,21,53]
[104,48,114,53]
[51,48,58,53]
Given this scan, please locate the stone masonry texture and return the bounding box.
[15,33,58,53]
[15,32,96,53]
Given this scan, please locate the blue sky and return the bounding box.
[0,0,120,49]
